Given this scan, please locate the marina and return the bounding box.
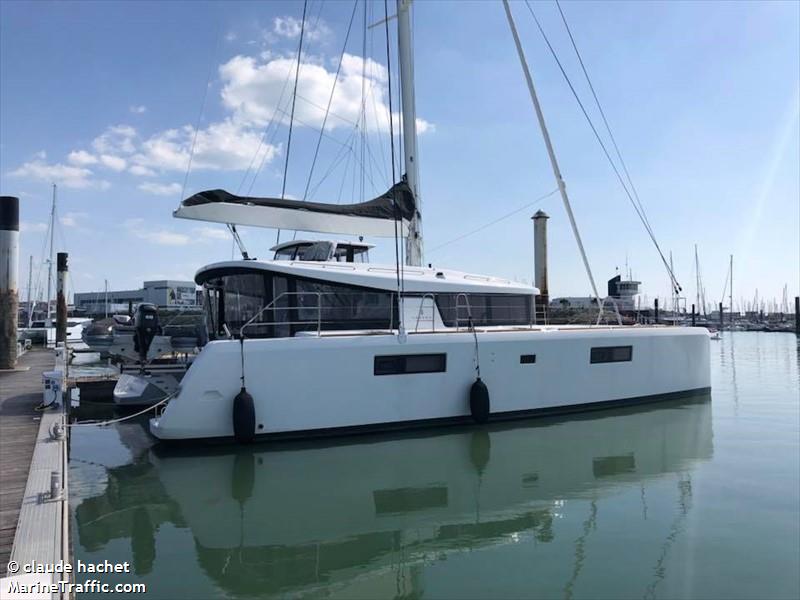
[1,0,798,598]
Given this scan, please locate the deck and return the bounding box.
[0,349,52,576]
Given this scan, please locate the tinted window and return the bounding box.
[590,346,633,364]
[374,353,447,375]
[435,294,532,327]
[222,274,268,334]
[295,279,395,332]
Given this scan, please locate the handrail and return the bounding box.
[413,293,437,332]
[240,291,322,338]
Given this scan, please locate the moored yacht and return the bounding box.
[149,0,710,443]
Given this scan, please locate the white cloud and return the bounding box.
[124,218,190,246]
[272,16,331,42]
[60,212,88,228]
[9,156,110,189]
[92,124,137,155]
[138,181,182,196]
[20,221,48,233]
[131,118,278,172]
[129,164,156,177]
[194,226,231,241]
[99,154,127,171]
[218,53,432,134]
[129,105,147,114]
[67,150,98,166]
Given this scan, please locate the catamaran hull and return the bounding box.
[149,326,710,442]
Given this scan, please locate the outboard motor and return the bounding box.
[133,303,160,364]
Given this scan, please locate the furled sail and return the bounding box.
[173,182,415,238]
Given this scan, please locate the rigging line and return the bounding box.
[300,0,359,203]
[555,0,654,233]
[306,126,360,199]
[361,0,368,203]
[525,0,680,293]
[276,0,309,245]
[428,189,559,253]
[180,25,222,203]
[383,0,403,300]
[237,58,297,195]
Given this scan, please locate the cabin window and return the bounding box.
[435,294,532,327]
[294,279,395,332]
[590,346,633,364]
[222,273,268,335]
[374,353,447,376]
[274,248,296,260]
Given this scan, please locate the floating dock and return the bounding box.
[0,349,70,598]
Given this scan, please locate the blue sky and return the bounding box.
[1,0,798,312]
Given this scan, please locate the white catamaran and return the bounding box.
[149,0,710,443]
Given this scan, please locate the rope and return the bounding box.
[276,0,309,246]
[525,0,681,295]
[62,393,173,428]
[428,189,558,254]
[383,0,405,328]
[180,26,222,203]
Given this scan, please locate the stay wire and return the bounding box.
[555,0,654,234]
[180,25,222,203]
[299,0,359,208]
[276,0,309,246]
[524,0,681,294]
[428,189,559,254]
[383,0,404,302]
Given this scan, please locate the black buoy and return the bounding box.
[232,387,255,444]
[469,378,490,424]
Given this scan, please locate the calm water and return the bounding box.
[69,332,800,599]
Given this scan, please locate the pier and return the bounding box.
[0,348,70,598]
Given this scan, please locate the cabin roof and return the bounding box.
[195,260,538,296]
[269,239,375,252]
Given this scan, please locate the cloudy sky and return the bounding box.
[1,0,797,311]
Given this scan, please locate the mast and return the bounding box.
[729,254,733,322]
[397,0,423,266]
[501,0,618,324]
[694,245,700,314]
[46,184,56,324]
[26,255,33,327]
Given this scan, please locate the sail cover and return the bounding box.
[173,182,415,237]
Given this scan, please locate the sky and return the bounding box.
[1,0,798,313]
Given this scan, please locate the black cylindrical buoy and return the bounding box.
[233,387,255,444]
[469,378,490,424]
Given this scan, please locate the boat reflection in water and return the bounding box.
[73,393,712,598]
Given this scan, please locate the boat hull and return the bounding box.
[150,326,710,442]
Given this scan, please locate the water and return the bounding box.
[69,332,800,599]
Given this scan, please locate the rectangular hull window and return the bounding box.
[590,346,633,364]
[374,353,447,376]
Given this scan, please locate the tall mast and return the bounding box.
[46,183,56,323]
[397,0,423,266]
[729,254,733,319]
[26,255,33,328]
[694,244,700,313]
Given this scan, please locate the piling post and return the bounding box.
[795,297,799,336]
[691,303,696,327]
[55,252,68,344]
[0,196,20,369]
[719,302,724,330]
[654,298,659,324]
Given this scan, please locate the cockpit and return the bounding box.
[270,240,373,263]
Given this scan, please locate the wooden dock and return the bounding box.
[0,349,52,576]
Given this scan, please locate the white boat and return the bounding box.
[149,1,710,443]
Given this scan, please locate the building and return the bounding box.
[550,275,641,313]
[74,280,199,315]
